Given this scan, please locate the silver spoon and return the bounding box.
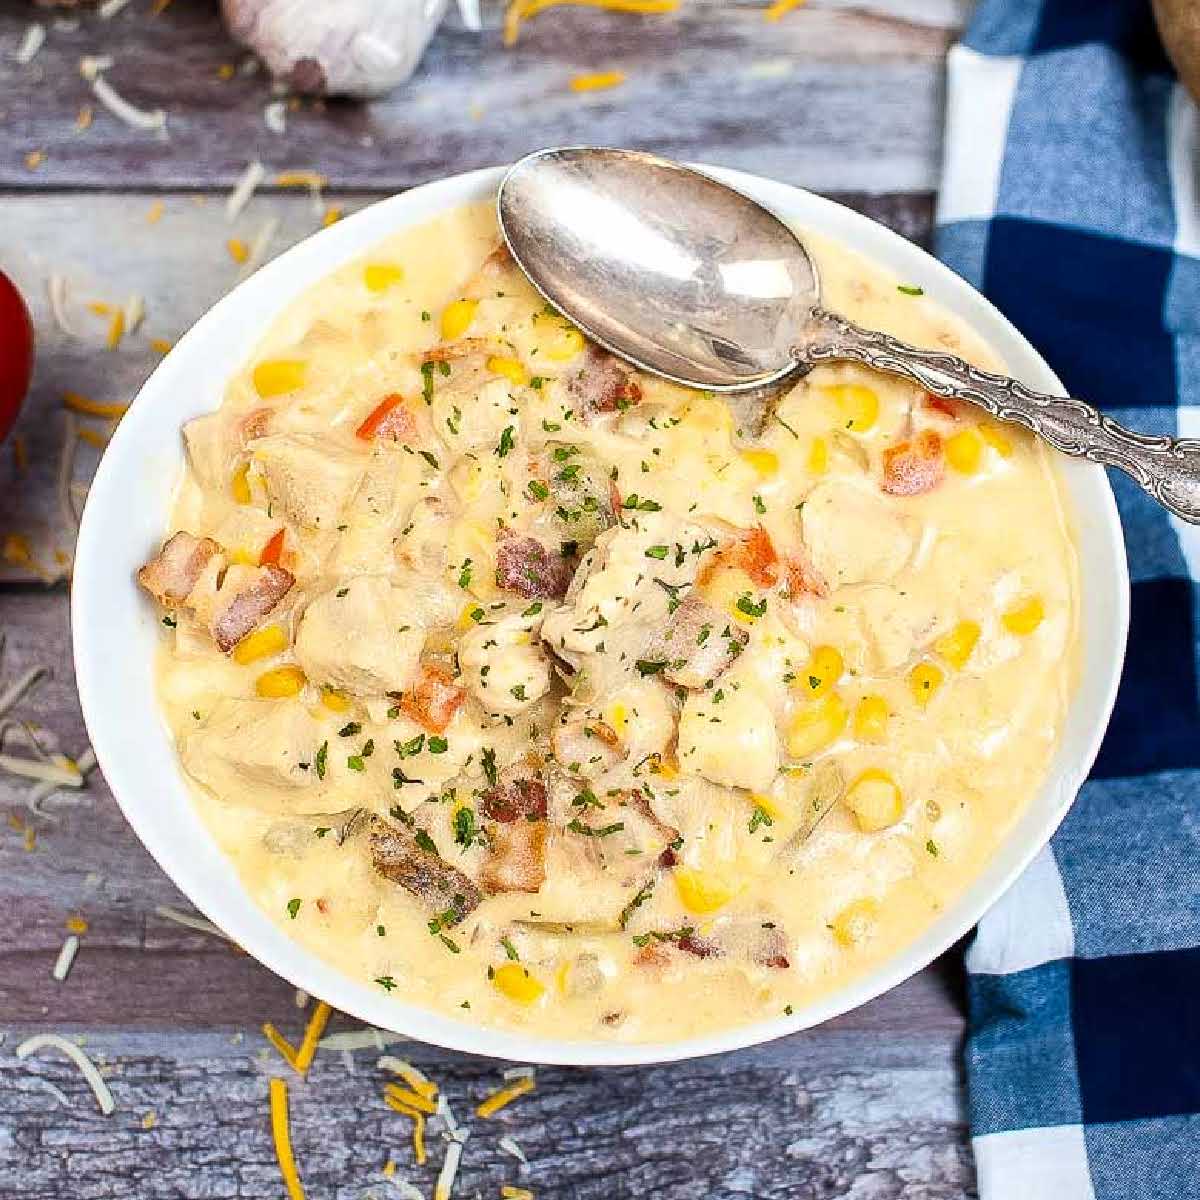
[498,146,1200,524]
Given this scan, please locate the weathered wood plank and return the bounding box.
[0,0,961,192]
[0,188,933,581]
[0,1025,976,1199]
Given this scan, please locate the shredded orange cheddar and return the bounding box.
[75,104,94,131]
[262,1023,301,1070]
[292,1000,331,1074]
[227,238,249,264]
[151,337,174,354]
[382,1060,438,1100]
[2,533,33,566]
[63,392,128,419]
[763,0,805,19]
[106,309,125,350]
[384,1083,437,1114]
[217,63,236,80]
[24,150,44,170]
[268,1077,306,1200]
[77,427,109,451]
[146,200,164,224]
[322,206,342,227]
[476,1075,535,1118]
[504,0,678,46]
[12,435,28,472]
[88,301,113,317]
[570,70,627,92]
[276,171,327,188]
[24,826,36,852]
[66,915,89,935]
[501,1188,535,1200]
[150,0,173,14]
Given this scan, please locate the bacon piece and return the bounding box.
[479,772,548,894]
[368,816,482,923]
[676,931,721,959]
[922,393,969,421]
[356,393,417,442]
[136,531,221,607]
[881,430,945,496]
[565,346,641,419]
[398,663,466,734]
[551,717,623,777]
[239,408,273,442]
[700,525,780,589]
[646,592,748,691]
[421,337,493,364]
[624,789,682,868]
[494,527,575,600]
[212,564,294,653]
[463,244,516,300]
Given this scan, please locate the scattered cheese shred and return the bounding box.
[13,436,28,472]
[217,62,236,80]
[293,1000,332,1074]
[66,915,89,935]
[433,1137,463,1200]
[25,150,45,171]
[227,237,249,264]
[141,1111,157,1130]
[98,0,135,19]
[105,308,125,350]
[16,1034,116,1115]
[763,0,805,18]
[153,904,229,940]
[275,171,327,188]
[503,0,677,46]
[146,199,164,223]
[47,274,79,335]
[262,1023,300,1070]
[322,206,342,227]
[0,753,84,787]
[88,301,113,316]
[226,159,265,222]
[569,70,626,92]
[264,100,287,134]
[75,104,95,131]
[63,392,127,419]
[52,934,80,981]
[89,72,168,136]
[240,217,280,275]
[476,1076,535,1119]
[378,1056,438,1100]
[500,1188,534,1200]
[385,1083,437,1115]
[77,427,109,451]
[123,293,145,335]
[269,1077,307,1200]
[14,23,46,64]
[150,337,173,354]
[498,1136,528,1164]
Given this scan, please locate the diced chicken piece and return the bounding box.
[294,576,424,697]
[210,564,295,653]
[462,244,517,300]
[672,918,790,968]
[677,687,779,792]
[180,698,325,813]
[398,662,466,734]
[494,528,575,600]
[181,415,229,492]
[479,772,548,894]
[427,352,519,455]
[563,346,641,419]
[783,547,829,600]
[881,430,945,496]
[458,611,552,716]
[252,434,366,530]
[852,583,939,672]
[645,592,748,690]
[368,816,482,923]
[395,495,454,576]
[550,716,624,778]
[137,531,222,607]
[801,479,914,588]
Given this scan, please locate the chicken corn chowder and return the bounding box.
[139,200,1078,1042]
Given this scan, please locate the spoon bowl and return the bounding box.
[499,146,818,390]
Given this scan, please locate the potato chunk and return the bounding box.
[677,687,779,792]
[801,479,913,587]
[252,434,365,530]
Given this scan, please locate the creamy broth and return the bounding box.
[143,200,1078,1043]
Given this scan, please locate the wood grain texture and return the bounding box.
[0,0,962,193]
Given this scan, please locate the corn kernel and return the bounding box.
[456,602,484,632]
[826,384,879,432]
[252,359,306,398]
[607,702,630,736]
[227,548,257,566]
[786,692,848,759]
[831,898,881,947]
[945,428,984,474]
[979,422,1014,457]
[542,325,586,361]
[492,963,545,1005]
[232,624,288,665]
[674,868,737,914]
[440,298,478,341]
[807,436,829,474]
[486,355,528,387]
[740,448,779,478]
[231,462,252,505]
[845,768,904,832]
[934,620,980,670]
[652,754,679,780]
[255,665,306,698]
[364,263,404,292]
[853,694,889,742]
[684,393,735,437]
[749,791,783,821]
[555,959,573,995]
[909,661,943,707]
[1003,595,1044,635]
[321,686,352,713]
[797,644,843,698]
[448,519,498,600]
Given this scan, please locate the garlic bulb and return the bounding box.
[220,0,449,98]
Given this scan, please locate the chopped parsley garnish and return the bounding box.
[527,479,550,501]
[510,684,527,701]
[419,449,440,471]
[421,310,431,322]
[567,818,625,837]
[898,284,925,296]
[414,829,438,854]
[621,493,662,512]
[635,658,668,677]
[458,559,473,589]
[428,736,448,754]
[314,826,330,838]
[314,741,328,779]
[644,545,669,560]
[396,733,425,757]
[420,361,435,405]
[753,494,766,515]
[496,425,516,457]
[336,587,349,598]
[338,721,361,738]
[572,788,602,810]
[500,936,519,961]
[375,975,398,991]
[376,924,386,936]
[286,898,301,920]
[749,805,774,834]
[453,806,485,849]
[347,754,366,771]
[926,839,940,857]
[481,746,498,788]
[522,601,543,618]
[619,880,655,929]
[161,615,176,628]
[736,594,767,619]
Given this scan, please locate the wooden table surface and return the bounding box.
[0,2,979,1196]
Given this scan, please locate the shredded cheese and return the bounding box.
[89,71,168,136]
[16,1034,116,1115]
[322,206,343,227]
[476,1076,535,1119]
[498,1136,528,1164]
[569,70,626,92]
[226,159,265,222]
[763,0,805,18]
[77,427,109,451]
[12,435,27,472]
[503,0,677,46]
[153,904,229,940]
[433,1137,464,1200]
[389,1182,424,1200]
[75,104,94,131]
[275,171,327,188]
[14,24,46,65]
[240,217,280,276]
[293,1000,332,1073]
[227,237,249,264]
[502,1065,535,1081]
[262,1023,300,1070]
[98,0,135,18]
[62,392,127,419]
[319,1028,406,1052]
[123,293,145,335]
[378,1056,438,1100]
[66,915,89,934]
[52,934,80,981]
[264,100,287,135]
[500,1189,534,1200]
[24,150,45,171]
[457,0,483,31]
[0,663,47,716]
[47,274,79,335]
[58,411,81,532]
[146,199,164,223]
[269,1077,307,1200]
[105,309,125,350]
[0,753,83,787]
[150,337,173,354]
[385,1083,438,1115]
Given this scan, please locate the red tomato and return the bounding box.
[0,271,34,442]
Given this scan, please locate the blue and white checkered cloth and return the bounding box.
[934,2,1200,1196]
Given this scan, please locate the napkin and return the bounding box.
[934,1,1200,1196]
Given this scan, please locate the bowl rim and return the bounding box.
[72,159,1129,1067]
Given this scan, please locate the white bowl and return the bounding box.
[72,163,1129,1066]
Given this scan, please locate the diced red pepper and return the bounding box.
[881,430,945,496]
[259,527,286,566]
[399,663,466,734]
[922,394,970,421]
[355,393,416,441]
[701,525,780,588]
[784,550,829,599]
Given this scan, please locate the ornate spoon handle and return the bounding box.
[796,307,1200,524]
